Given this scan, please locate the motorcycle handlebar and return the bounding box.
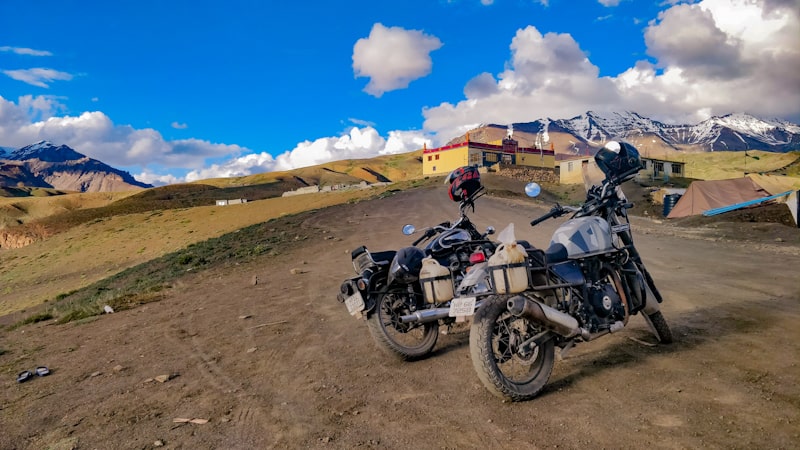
[411,223,451,246]
[530,205,564,227]
[610,167,641,185]
[412,231,431,246]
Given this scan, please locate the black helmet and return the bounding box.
[388,246,426,285]
[446,166,482,202]
[594,141,642,182]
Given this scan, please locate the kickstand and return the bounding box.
[558,341,575,360]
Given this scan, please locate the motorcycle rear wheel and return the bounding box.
[470,295,555,401]
[366,288,439,361]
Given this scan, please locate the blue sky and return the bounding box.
[1,0,798,185]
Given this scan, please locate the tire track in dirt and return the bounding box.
[158,298,282,446]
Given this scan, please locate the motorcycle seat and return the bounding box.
[545,243,568,264]
[370,250,396,266]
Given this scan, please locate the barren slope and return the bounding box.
[1,186,799,449]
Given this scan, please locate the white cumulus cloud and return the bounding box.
[422,0,800,137]
[178,127,432,183]
[353,23,443,97]
[0,95,432,186]
[0,95,244,182]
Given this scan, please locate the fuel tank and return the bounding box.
[549,216,614,258]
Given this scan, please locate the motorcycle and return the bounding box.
[469,141,673,401]
[337,168,498,360]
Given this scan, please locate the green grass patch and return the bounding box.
[10,311,55,329]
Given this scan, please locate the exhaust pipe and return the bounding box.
[507,296,626,341]
[507,296,583,338]
[399,299,485,324]
[399,308,450,324]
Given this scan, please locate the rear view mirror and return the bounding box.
[525,182,541,198]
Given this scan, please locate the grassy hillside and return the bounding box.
[660,150,799,180]
[198,150,424,188]
[0,179,436,317]
[0,190,137,229]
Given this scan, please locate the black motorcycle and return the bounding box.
[469,141,673,401]
[337,168,497,360]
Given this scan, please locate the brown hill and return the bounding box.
[0,150,425,249]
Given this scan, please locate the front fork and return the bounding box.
[617,227,663,315]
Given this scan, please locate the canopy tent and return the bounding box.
[666,177,769,219]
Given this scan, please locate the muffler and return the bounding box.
[508,296,626,341]
[399,299,484,324]
[399,308,450,324]
[507,296,583,338]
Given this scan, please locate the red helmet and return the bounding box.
[446,166,482,202]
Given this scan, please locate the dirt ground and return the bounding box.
[1,184,799,449]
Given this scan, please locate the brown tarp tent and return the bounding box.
[666,177,770,219]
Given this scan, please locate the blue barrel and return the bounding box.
[663,194,682,217]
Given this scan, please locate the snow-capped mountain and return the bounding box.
[7,141,86,162]
[0,141,152,192]
[494,111,800,153]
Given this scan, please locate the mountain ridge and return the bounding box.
[452,111,800,156]
[0,141,152,192]
[3,111,798,193]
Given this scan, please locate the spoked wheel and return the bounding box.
[642,311,673,344]
[366,287,438,361]
[470,296,555,401]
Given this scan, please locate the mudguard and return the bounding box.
[642,283,661,315]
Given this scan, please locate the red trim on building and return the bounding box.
[424,141,555,157]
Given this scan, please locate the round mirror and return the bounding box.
[525,182,542,198]
[402,224,416,235]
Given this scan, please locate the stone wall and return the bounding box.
[496,164,558,183]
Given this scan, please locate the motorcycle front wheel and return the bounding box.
[643,311,673,344]
[470,295,555,401]
[366,288,439,361]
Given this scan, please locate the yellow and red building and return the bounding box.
[422,135,556,176]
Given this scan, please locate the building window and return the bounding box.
[427,155,432,161]
[470,153,481,164]
[486,153,498,162]
[654,161,664,173]
[642,160,648,169]
[567,162,574,172]
[435,154,440,160]
[672,163,682,175]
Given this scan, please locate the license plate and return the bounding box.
[345,292,365,315]
[449,297,476,317]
